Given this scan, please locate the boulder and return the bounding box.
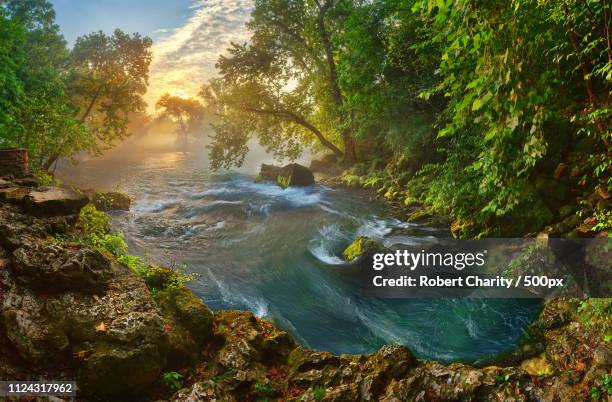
[155,286,214,367]
[1,252,170,398]
[258,163,315,187]
[343,236,388,262]
[12,244,114,292]
[24,186,88,216]
[89,191,131,211]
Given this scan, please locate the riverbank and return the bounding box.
[1,175,610,401]
[316,158,608,239]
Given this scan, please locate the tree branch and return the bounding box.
[243,106,344,157]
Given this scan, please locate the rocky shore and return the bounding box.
[0,175,610,401]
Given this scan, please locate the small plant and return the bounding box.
[603,373,612,395]
[313,386,326,401]
[590,373,612,400]
[495,374,511,383]
[32,168,61,186]
[254,382,274,396]
[591,386,602,400]
[162,371,183,391]
[212,370,233,383]
[276,175,291,189]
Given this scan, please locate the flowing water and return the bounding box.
[58,143,539,364]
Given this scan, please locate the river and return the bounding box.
[57,136,539,364]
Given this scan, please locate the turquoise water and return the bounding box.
[59,149,539,364]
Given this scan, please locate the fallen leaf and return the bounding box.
[95,322,106,332]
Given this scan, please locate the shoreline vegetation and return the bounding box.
[0,172,610,401]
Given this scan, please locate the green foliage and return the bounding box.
[0,0,152,171]
[212,370,233,383]
[313,386,326,401]
[31,167,60,186]
[138,264,197,293]
[254,382,274,396]
[590,373,612,400]
[495,374,511,383]
[407,0,611,235]
[577,299,612,334]
[161,371,183,392]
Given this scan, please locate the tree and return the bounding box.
[0,9,25,137]
[0,0,153,172]
[42,29,153,169]
[0,0,87,169]
[203,0,358,169]
[155,93,205,135]
[408,0,612,235]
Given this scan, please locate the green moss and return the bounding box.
[254,382,274,396]
[277,175,291,189]
[342,236,386,261]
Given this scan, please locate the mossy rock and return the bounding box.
[156,285,214,345]
[342,237,387,262]
[90,191,131,211]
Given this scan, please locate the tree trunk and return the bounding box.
[43,153,59,172]
[315,0,357,165]
[342,130,357,164]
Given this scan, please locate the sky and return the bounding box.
[50,0,253,112]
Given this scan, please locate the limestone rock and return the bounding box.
[24,186,88,216]
[0,204,48,251]
[156,286,214,367]
[12,243,114,292]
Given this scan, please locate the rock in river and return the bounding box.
[89,191,131,211]
[258,163,315,187]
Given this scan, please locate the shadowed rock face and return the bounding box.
[259,163,315,186]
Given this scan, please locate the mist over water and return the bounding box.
[57,129,539,363]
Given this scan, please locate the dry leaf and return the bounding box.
[95,322,106,332]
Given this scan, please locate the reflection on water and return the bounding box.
[58,146,539,364]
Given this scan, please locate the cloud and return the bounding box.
[145,0,253,112]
